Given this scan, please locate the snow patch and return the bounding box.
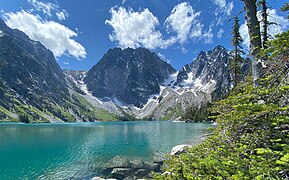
[163,72,178,86]
[0,30,3,37]
[78,79,103,105]
[183,72,194,84]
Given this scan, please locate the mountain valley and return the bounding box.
[0,19,249,122]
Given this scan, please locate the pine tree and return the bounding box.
[231,15,244,86]
[243,0,263,88]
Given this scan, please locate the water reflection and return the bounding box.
[0,122,212,179]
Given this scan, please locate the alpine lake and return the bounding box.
[0,121,213,179]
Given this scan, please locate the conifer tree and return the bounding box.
[231,15,244,86]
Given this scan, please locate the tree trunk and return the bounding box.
[244,0,263,87]
[260,0,268,49]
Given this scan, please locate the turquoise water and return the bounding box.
[0,121,212,179]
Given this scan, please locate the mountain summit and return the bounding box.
[84,48,176,108]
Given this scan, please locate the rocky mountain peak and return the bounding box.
[84,47,176,108]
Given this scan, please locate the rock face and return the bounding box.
[0,18,68,108]
[84,48,176,108]
[121,45,250,120]
[174,45,250,100]
[174,45,232,100]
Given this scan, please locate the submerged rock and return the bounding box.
[101,156,163,179]
[111,168,134,179]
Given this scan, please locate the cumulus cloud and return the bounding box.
[165,2,201,44]
[240,9,289,49]
[106,3,216,49]
[165,2,213,44]
[105,7,175,49]
[28,0,68,21]
[4,10,86,59]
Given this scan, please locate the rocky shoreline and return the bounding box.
[91,155,164,180]
[90,144,194,180]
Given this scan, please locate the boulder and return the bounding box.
[111,168,134,179]
[170,145,192,155]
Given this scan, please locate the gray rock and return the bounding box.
[258,100,265,105]
[105,156,131,169]
[111,168,134,178]
[171,144,193,155]
[91,177,106,180]
[134,169,152,177]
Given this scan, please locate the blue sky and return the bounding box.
[0,0,288,70]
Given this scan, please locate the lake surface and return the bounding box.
[0,121,212,179]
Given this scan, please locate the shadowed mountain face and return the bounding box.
[84,48,176,108]
[0,19,68,109]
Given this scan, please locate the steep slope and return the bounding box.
[84,48,176,108]
[124,45,249,120]
[0,19,67,108]
[174,45,232,99]
[0,19,118,122]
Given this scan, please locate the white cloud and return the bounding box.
[4,10,86,59]
[28,0,69,20]
[165,2,214,45]
[213,0,226,9]
[226,2,234,16]
[56,10,68,21]
[240,9,289,49]
[28,0,58,16]
[212,0,234,16]
[105,7,175,49]
[165,2,201,44]
[106,3,217,50]
[203,27,213,44]
[217,28,224,39]
[190,22,203,38]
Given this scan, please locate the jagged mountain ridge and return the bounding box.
[84,48,176,108]
[121,45,237,119]
[70,45,248,120]
[174,45,233,100]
